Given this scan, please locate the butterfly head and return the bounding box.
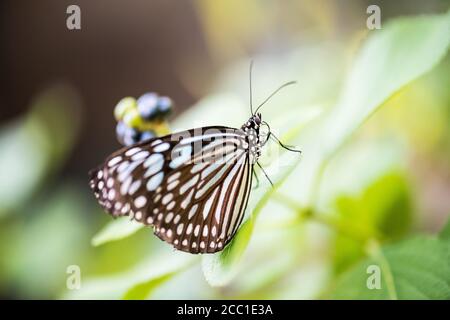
[242,112,262,131]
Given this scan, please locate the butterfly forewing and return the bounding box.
[89,126,253,253]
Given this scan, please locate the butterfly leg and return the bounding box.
[256,161,274,187]
[261,121,301,153]
[269,133,302,153]
[252,167,260,189]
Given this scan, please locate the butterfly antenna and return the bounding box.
[254,81,297,114]
[249,60,254,115]
[256,162,274,187]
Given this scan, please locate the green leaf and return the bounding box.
[282,10,450,206]
[63,252,196,299]
[203,11,450,286]
[122,273,176,300]
[91,217,144,247]
[319,11,450,160]
[332,236,450,299]
[0,185,91,298]
[335,172,412,240]
[332,171,413,275]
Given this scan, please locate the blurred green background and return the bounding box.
[0,0,449,299]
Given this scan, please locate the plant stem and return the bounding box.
[366,239,398,300]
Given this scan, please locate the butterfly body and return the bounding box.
[242,112,263,164]
[90,113,265,254]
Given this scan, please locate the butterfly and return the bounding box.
[89,63,300,254]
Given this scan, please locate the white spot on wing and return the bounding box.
[167,180,179,191]
[196,163,233,199]
[131,151,150,161]
[108,189,115,200]
[194,224,200,236]
[165,212,174,223]
[121,203,130,214]
[128,180,141,195]
[202,188,218,219]
[162,193,173,205]
[167,172,181,183]
[180,133,240,145]
[108,156,122,167]
[144,157,164,178]
[134,196,147,208]
[120,176,132,195]
[125,147,141,156]
[135,211,142,220]
[169,145,192,169]
[181,188,194,209]
[180,175,199,194]
[201,162,220,179]
[116,161,129,173]
[153,142,170,152]
[177,224,184,235]
[188,204,198,220]
[118,160,143,182]
[151,139,162,146]
[143,153,163,168]
[191,163,208,174]
[107,178,114,188]
[146,172,164,191]
[167,201,176,211]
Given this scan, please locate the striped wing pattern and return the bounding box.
[89,126,253,253]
